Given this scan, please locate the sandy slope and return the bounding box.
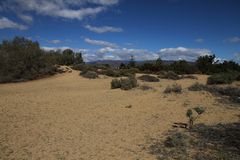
[0,70,239,160]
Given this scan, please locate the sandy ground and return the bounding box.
[0,70,240,160]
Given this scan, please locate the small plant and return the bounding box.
[138,74,160,82]
[164,83,182,93]
[188,82,207,91]
[182,75,198,80]
[80,71,98,79]
[186,106,205,129]
[207,73,238,85]
[139,85,154,91]
[164,132,189,148]
[120,75,137,90]
[111,75,138,90]
[159,71,181,80]
[111,79,121,89]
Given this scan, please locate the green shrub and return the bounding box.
[138,74,160,82]
[186,106,205,129]
[80,71,98,79]
[111,75,138,90]
[158,71,181,80]
[164,83,182,93]
[182,75,198,79]
[188,82,207,91]
[111,79,121,89]
[139,85,154,91]
[105,69,121,77]
[121,75,137,90]
[207,73,239,85]
[164,132,189,148]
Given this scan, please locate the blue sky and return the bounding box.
[0,0,240,62]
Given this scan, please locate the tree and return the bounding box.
[62,49,75,65]
[196,54,215,74]
[119,63,126,69]
[128,55,136,68]
[0,36,57,83]
[74,52,84,64]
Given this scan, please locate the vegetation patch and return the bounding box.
[188,83,240,104]
[111,75,138,90]
[80,71,98,79]
[148,123,240,160]
[188,82,207,91]
[164,83,182,94]
[207,72,240,85]
[138,75,160,82]
[139,85,154,91]
[158,71,182,80]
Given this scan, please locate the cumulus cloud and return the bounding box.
[0,17,28,30]
[195,38,204,43]
[85,24,123,33]
[18,14,33,23]
[227,36,240,43]
[0,0,119,21]
[48,39,61,44]
[96,47,159,61]
[158,47,212,61]
[42,45,213,62]
[84,38,118,48]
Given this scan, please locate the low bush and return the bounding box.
[207,72,239,85]
[158,71,181,80]
[111,79,121,89]
[80,71,98,79]
[138,74,159,82]
[164,132,189,148]
[111,75,137,90]
[104,69,121,77]
[164,83,182,94]
[182,75,198,80]
[188,82,207,91]
[188,83,240,103]
[139,85,154,91]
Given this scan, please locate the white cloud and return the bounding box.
[48,39,61,44]
[195,38,204,43]
[42,46,71,51]
[42,45,213,62]
[1,0,119,21]
[0,17,28,30]
[158,47,212,61]
[96,47,159,61]
[18,14,33,23]
[85,24,123,33]
[227,36,240,43]
[84,38,118,48]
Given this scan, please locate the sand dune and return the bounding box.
[0,70,239,160]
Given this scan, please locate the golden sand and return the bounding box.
[0,70,239,159]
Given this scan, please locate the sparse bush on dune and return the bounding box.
[139,85,154,91]
[164,83,182,94]
[207,72,239,85]
[138,74,160,82]
[188,82,207,91]
[188,82,240,103]
[104,69,121,77]
[80,71,98,79]
[158,71,181,80]
[111,75,137,90]
[111,79,121,89]
[182,75,198,80]
[186,106,205,129]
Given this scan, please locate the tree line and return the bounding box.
[0,36,240,83]
[0,37,83,83]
